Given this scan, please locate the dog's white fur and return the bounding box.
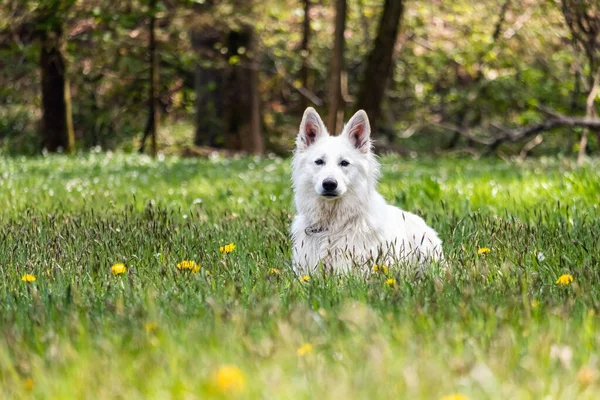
[291,107,443,274]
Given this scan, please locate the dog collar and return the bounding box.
[305,224,327,236]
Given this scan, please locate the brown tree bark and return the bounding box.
[223,28,264,154]
[139,0,159,156]
[299,0,311,110]
[40,27,74,153]
[577,67,600,165]
[191,1,263,153]
[561,0,600,157]
[226,29,252,152]
[326,0,346,134]
[191,26,225,147]
[249,32,264,155]
[355,0,404,135]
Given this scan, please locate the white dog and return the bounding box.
[291,107,443,274]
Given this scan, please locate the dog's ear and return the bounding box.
[297,107,328,151]
[343,110,371,153]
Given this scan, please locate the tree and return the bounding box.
[326,0,346,134]
[225,26,263,154]
[356,0,404,135]
[445,0,511,149]
[38,0,75,153]
[299,0,311,110]
[139,0,159,156]
[191,1,224,148]
[560,0,600,162]
[248,32,264,155]
[191,1,263,154]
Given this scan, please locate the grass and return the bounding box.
[1,153,599,399]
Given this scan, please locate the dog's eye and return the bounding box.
[340,160,350,167]
[315,159,324,166]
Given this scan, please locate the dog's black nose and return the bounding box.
[322,179,338,192]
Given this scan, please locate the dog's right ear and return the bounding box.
[297,107,328,151]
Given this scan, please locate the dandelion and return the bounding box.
[145,322,158,334]
[441,395,469,400]
[530,300,539,308]
[297,343,313,356]
[578,366,598,385]
[477,247,491,255]
[220,243,236,254]
[21,274,36,283]
[299,275,310,283]
[176,260,201,273]
[556,274,573,285]
[213,365,246,394]
[373,264,388,274]
[268,268,281,275]
[385,278,396,287]
[24,378,34,391]
[111,263,126,275]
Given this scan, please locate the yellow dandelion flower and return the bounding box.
[556,274,574,285]
[530,300,539,308]
[24,378,34,391]
[441,395,469,400]
[297,343,313,356]
[21,274,36,283]
[145,322,158,334]
[373,264,389,274]
[176,260,200,273]
[219,243,236,254]
[578,366,598,385]
[385,278,396,287]
[268,268,281,275]
[111,263,126,275]
[299,275,310,283]
[477,247,491,255]
[213,365,246,393]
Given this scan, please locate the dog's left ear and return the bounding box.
[343,110,371,153]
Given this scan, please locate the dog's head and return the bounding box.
[292,107,379,201]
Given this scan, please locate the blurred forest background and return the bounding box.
[1,0,599,161]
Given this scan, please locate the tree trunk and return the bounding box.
[149,1,158,157]
[40,28,74,153]
[224,28,265,153]
[191,1,263,152]
[140,0,159,156]
[577,67,600,165]
[299,0,311,110]
[249,33,264,155]
[192,28,225,147]
[560,0,600,158]
[326,0,346,134]
[356,0,404,135]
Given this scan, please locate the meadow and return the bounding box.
[1,153,599,399]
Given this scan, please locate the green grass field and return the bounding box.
[1,154,599,399]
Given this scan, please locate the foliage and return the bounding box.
[1,154,600,398]
[1,0,597,154]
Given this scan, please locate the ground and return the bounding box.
[1,153,599,399]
